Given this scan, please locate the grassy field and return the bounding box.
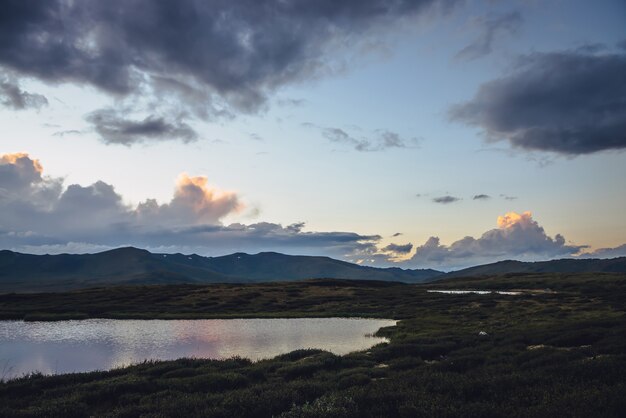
[1,273,625,417]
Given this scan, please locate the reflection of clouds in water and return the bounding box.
[0,318,395,379]
[170,318,393,360]
[1,340,116,376]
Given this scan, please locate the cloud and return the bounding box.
[53,130,82,137]
[5,224,383,261]
[1,241,114,256]
[0,0,458,120]
[432,195,461,204]
[277,98,307,107]
[406,211,586,270]
[0,153,382,260]
[0,78,47,110]
[85,109,198,145]
[308,124,417,152]
[392,232,403,237]
[248,133,264,142]
[473,194,490,200]
[456,11,522,61]
[143,223,382,259]
[0,152,43,188]
[500,194,517,201]
[580,243,626,259]
[0,153,62,203]
[0,152,239,237]
[136,174,243,226]
[382,242,413,254]
[450,46,626,154]
[1,154,619,268]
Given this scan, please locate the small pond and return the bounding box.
[0,318,395,379]
[427,289,522,295]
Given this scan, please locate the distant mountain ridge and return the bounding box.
[0,247,443,292]
[1,247,625,293]
[441,257,626,278]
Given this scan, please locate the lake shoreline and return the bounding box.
[17,311,396,322]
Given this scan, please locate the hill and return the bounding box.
[441,256,626,278]
[0,247,443,292]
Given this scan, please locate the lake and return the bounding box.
[0,318,395,380]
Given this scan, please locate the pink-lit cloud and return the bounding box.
[136,174,243,226]
[0,153,381,259]
[2,154,624,269]
[405,211,589,270]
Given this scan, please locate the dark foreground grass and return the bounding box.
[1,273,625,417]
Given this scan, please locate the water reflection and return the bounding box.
[427,289,522,295]
[0,318,395,379]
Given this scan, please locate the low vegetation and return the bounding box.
[1,273,625,417]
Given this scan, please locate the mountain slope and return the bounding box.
[187,251,440,282]
[440,257,626,279]
[0,247,443,292]
[0,247,234,292]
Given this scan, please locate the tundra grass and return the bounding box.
[0,274,625,417]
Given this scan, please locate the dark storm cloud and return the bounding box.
[432,195,460,204]
[450,47,626,154]
[473,194,490,200]
[456,11,522,61]
[0,78,47,110]
[85,109,198,145]
[0,0,458,117]
[383,242,413,254]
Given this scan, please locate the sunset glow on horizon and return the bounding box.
[1,0,625,270]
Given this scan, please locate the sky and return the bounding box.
[1,0,625,271]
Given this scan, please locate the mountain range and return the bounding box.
[0,247,442,292]
[1,247,625,293]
